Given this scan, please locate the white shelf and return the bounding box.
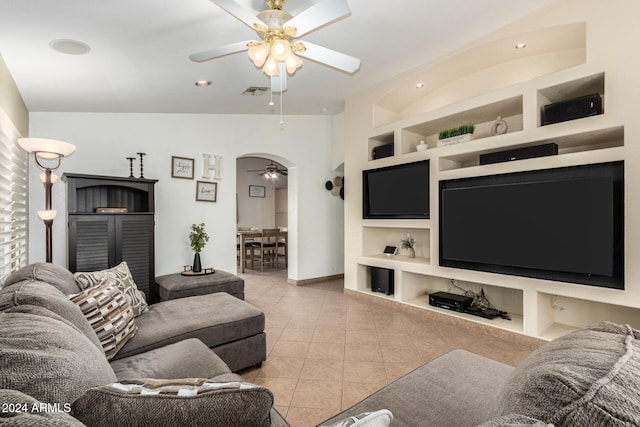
[538,323,579,341]
[404,296,524,334]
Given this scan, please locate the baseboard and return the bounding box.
[288,273,344,286]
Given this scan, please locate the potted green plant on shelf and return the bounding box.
[437,124,475,147]
[189,223,209,272]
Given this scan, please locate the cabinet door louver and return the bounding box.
[71,217,113,272]
[117,216,154,298]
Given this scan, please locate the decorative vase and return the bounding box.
[409,247,415,258]
[193,253,202,273]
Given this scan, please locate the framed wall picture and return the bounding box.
[249,185,266,198]
[196,181,217,202]
[171,156,194,179]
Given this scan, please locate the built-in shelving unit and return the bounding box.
[348,68,640,340]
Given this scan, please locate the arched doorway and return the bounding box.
[236,154,295,275]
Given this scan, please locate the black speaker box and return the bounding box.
[480,143,558,165]
[542,93,603,126]
[372,143,394,160]
[371,267,394,295]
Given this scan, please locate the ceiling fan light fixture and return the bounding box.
[285,52,303,74]
[264,55,280,77]
[271,38,291,62]
[248,42,270,67]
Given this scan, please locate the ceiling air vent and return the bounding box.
[242,86,269,96]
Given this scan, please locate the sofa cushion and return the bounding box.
[70,278,138,360]
[319,349,512,427]
[0,279,103,352]
[72,379,274,427]
[74,261,148,316]
[2,262,80,295]
[110,338,232,381]
[498,321,640,426]
[114,292,264,360]
[0,389,85,427]
[0,308,117,405]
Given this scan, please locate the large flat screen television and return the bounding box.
[363,160,430,219]
[439,161,624,289]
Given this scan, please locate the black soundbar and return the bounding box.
[479,143,558,165]
[542,93,603,126]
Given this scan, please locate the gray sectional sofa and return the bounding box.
[0,263,288,426]
[320,321,640,426]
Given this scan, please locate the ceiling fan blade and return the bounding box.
[189,40,252,62]
[297,41,360,73]
[271,63,288,93]
[285,0,351,37]
[210,0,266,30]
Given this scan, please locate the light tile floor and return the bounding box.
[237,269,542,427]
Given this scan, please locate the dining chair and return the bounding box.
[237,228,256,269]
[251,228,279,271]
[276,227,288,268]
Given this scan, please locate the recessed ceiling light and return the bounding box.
[416,83,424,89]
[49,39,91,55]
[321,107,328,113]
[194,80,211,87]
[515,43,527,49]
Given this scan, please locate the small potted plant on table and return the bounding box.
[189,223,209,272]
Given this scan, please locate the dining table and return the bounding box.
[237,229,287,273]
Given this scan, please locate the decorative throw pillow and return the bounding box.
[498,321,640,426]
[74,261,148,316]
[70,279,138,360]
[72,379,274,427]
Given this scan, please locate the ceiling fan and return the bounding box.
[248,161,288,179]
[190,0,361,93]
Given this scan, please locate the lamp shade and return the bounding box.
[37,210,57,221]
[39,173,58,184]
[285,53,303,74]
[263,56,280,77]
[271,38,291,62]
[18,138,76,159]
[248,42,270,68]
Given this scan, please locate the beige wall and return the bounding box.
[0,54,28,136]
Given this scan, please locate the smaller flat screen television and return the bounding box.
[363,160,430,219]
[439,161,624,289]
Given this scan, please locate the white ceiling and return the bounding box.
[0,0,561,116]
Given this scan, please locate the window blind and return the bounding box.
[0,108,28,284]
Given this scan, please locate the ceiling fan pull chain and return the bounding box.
[280,88,284,129]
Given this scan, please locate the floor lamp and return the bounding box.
[18,138,76,263]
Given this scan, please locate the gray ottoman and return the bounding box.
[155,270,244,301]
[115,292,266,372]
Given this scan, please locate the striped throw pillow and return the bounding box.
[74,261,148,317]
[70,278,138,360]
